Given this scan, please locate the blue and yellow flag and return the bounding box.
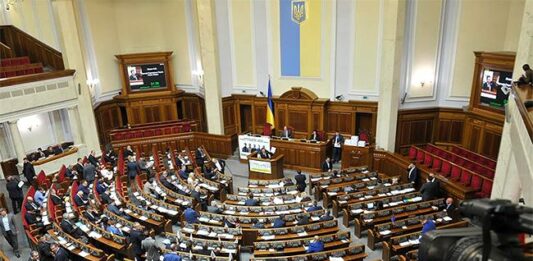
[280,0,321,77]
[266,79,275,130]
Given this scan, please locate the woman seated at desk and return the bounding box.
[257,147,273,159]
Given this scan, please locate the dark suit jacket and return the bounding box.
[6,179,23,199]
[88,155,99,167]
[54,248,69,261]
[25,201,40,212]
[295,174,306,188]
[127,162,139,179]
[83,164,97,182]
[60,220,83,238]
[74,194,88,206]
[281,129,292,138]
[51,194,62,205]
[129,229,145,255]
[420,180,440,201]
[322,161,332,172]
[297,216,309,225]
[309,133,320,141]
[444,203,456,213]
[0,213,17,235]
[408,167,419,184]
[74,163,84,174]
[83,211,99,223]
[123,149,134,158]
[38,242,54,261]
[25,212,39,224]
[332,135,345,146]
[100,193,112,204]
[23,162,36,181]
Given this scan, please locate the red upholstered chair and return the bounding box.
[487,160,496,169]
[154,129,163,136]
[485,170,495,179]
[133,131,142,139]
[359,130,369,143]
[114,133,124,141]
[316,130,326,141]
[172,127,180,134]
[450,165,461,181]
[36,171,48,187]
[476,180,493,198]
[263,124,272,136]
[423,154,432,167]
[125,132,134,139]
[470,175,483,191]
[426,145,435,153]
[416,150,424,164]
[58,165,66,183]
[408,147,417,160]
[164,128,172,135]
[183,123,191,132]
[460,170,472,186]
[145,129,154,137]
[432,158,442,171]
[441,161,452,177]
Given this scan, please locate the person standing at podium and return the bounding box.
[331,132,344,163]
[258,147,272,159]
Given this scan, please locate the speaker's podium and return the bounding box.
[247,152,284,180]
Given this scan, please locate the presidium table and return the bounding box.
[238,134,333,173]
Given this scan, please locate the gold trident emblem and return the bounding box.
[291,0,306,24]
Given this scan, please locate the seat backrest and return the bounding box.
[441,161,451,176]
[432,158,442,171]
[460,170,472,186]
[416,150,424,163]
[424,154,432,166]
[471,175,482,191]
[482,180,493,194]
[408,147,417,160]
[450,165,461,180]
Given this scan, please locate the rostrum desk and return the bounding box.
[269,138,332,172]
[247,151,285,179]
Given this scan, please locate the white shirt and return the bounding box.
[2,216,10,231]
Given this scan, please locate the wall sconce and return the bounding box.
[5,0,22,11]
[18,115,40,133]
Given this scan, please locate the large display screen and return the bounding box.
[127,63,167,92]
[479,69,512,110]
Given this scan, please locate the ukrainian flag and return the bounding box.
[266,79,275,130]
[280,0,321,77]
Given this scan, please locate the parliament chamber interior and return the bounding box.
[0,0,532,260]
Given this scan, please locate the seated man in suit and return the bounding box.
[442,197,456,219]
[60,213,85,238]
[307,236,324,253]
[319,210,334,221]
[50,189,63,206]
[272,215,286,228]
[25,196,40,214]
[96,179,109,195]
[37,234,54,261]
[104,149,117,166]
[107,202,130,220]
[100,189,113,205]
[195,147,206,169]
[77,180,90,196]
[74,191,89,207]
[25,210,43,227]
[257,147,272,159]
[83,205,101,223]
[296,214,309,225]
[307,201,323,212]
[251,218,265,229]
[191,186,207,211]
[280,126,292,138]
[106,219,124,237]
[212,158,225,174]
[203,166,216,180]
[184,207,199,224]
[178,165,189,180]
[244,194,259,206]
[138,157,151,175]
[322,157,333,172]
[207,201,222,214]
[420,173,440,201]
[50,243,68,261]
[309,130,321,141]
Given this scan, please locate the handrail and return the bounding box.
[0,25,64,70]
[512,84,533,142]
[0,69,75,87]
[0,41,13,58]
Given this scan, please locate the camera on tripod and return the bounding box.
[418,198,533,261]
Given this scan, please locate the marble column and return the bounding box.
[67,106,83,145]
[194,0,224,134]
[375,0,406,151]
[8,120,26,164]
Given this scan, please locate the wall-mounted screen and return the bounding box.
[479,69,512,110]
[127,63,167,91]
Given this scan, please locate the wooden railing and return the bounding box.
[0,25,64,70]
[0,41,13,58]
[0,69,75,87]
[513,84,533,142]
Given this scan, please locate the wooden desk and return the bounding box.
[342,145,373,169]
[33,147,78,166]
[270,138,332,172]
[254,240,350,257]
[247,151,285,180]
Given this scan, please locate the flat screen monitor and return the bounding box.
[127,63,167,92]
[479,69,512,110]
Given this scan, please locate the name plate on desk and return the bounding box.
[249,160,272,174]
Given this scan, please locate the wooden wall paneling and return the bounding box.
[222,97,237,135]
[395,109,438,154]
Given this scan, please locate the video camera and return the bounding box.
[418,198,533,261]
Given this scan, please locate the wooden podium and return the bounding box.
[341,144,374,170]
[247,152,285,180]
